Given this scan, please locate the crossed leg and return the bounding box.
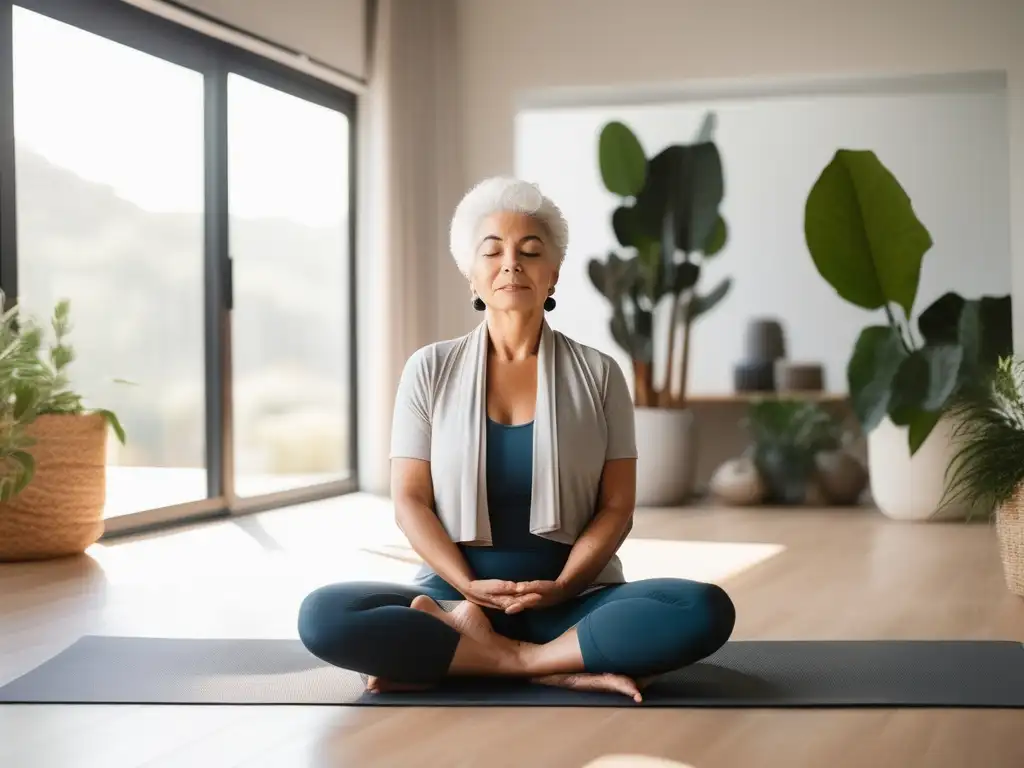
[297,577,736,702]
[393,596,647,701]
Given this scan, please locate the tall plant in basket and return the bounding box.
[0,296,126,561]
[941,357,1024,596]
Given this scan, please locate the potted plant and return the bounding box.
[741,398,843,505]
[588,113,730,505]
[941,356,1024,596]
[0,296,126,561]
[803,148,1012,521]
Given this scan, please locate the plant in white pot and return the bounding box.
[803,149,1012,521]
[588,114,730,505]
[0,296,127,561]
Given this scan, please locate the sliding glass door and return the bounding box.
[0,0,357,533]
[226,73,353,506]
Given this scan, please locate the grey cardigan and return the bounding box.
[390,320,638,584]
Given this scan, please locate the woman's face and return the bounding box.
[468,211,559,313]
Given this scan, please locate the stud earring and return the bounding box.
[472,296,486,312]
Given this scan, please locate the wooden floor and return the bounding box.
[1,493,1022,768]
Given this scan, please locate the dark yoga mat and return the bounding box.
[2,635,1023,708]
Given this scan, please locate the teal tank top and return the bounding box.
[455,418,572,583]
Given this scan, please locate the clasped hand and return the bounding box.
[462,579,567,614]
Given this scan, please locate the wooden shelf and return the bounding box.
[686,392,848,404]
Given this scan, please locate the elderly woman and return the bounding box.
[298,177,736,701]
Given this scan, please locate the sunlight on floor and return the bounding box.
[583,756,695,768]
[618,538,785,583]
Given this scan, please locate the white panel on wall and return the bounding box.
[515,77,1011,396]
[178,0,366,79]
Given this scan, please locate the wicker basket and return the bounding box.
[996,484,1024,598]
[0,413,108,562]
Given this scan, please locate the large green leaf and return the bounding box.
[847,325,909,431]
[703,215,728,256]
[689,277,732,319]
[635,241,661,301]
[588,252,640,302]
[609,303,654,363]
[609,309,632,357]
[587,259,607,297]
[611,206,639,248]
[888,344,964,424]
[599,121,647,197]
[804,149,933,317]
[918,292,965,345]
[671,262,700,295]
[917,292,1013,384]
[907,409,942,455]
[958,295,1013,371]
[611,306,654,364]
[636,142,724,254]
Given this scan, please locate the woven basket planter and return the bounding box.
[996,485,1024,598]
[0,413,107,562]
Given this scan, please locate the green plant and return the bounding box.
[587,113,730,407]
[0,295,126,501]
[940,356,1024,518]
[803,149,1012,455]
[742,398,843,503]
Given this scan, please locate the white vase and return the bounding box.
[634,407,696,507]
[867,415,968,521]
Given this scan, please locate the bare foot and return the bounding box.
[445,600,499,644]
[364,677,433,694]
[533,672,644,703]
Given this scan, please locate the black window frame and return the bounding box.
[0,0,360,533]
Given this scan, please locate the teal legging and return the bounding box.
[297,577,736,685]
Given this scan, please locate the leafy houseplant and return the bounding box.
[941,357,1024,595]
[941,356,1024,515]
[742,398,843,504]
[0,296,126,561]
[803,149,1012,455]
[587,114,730,407]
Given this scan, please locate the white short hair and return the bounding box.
[449,176,569,276]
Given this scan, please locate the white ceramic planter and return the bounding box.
[867,415,968,521]
[634,407,696,507]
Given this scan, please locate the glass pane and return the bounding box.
[227,74,351,497]
[13,7,208,517]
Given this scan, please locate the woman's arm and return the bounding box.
[554,457,636,595]
[555,358,639,594]
[391,457,477,593]
[389,350,477,592]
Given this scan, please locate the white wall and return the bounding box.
[450,0,1024,349]
[176,0,366,78]
[514,75,1011,395]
